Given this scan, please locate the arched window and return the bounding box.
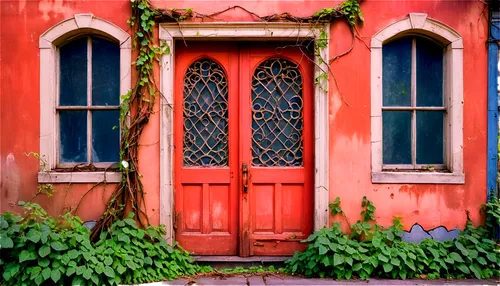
[58,36,120,165]
[39,14,131,183]
[371,13,464,184]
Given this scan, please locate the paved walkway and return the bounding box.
[132,274,499,286]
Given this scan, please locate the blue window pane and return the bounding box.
[383,38,412,106]
[92,110,120,162]
[59,37,88,106]
[416,111,444,164]
[383,111,411,164]
[59,111,87,163]
[92,37,120,106]
[416,38,443,107]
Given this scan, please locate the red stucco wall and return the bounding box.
[0,0,489,231]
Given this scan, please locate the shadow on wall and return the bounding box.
[402,224,460,243]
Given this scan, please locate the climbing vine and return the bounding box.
[91,0,365,238]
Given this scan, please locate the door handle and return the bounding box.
[242,163,248,193]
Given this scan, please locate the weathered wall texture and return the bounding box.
[0,0,489,232]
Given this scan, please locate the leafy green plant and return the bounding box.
[0,202,206,286]
[285,197,500,280]
[220,265,277,274]
[482,195,500,237]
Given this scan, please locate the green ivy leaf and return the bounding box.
[390,257,400,266]
[51,241,68,251]
[377,253,389,263]
[91,274,99,285]
[19,250,37,262]
[38,245,51,257]
[116,263,126,275]
[456,263,470,274]
[383,263,393,273]
[318,245,328,255]
[30,266,42,280]
[352,263,362,272]
[333,253,344,266]
[486,252,497,262]
[405,260,416,272]
[27,229,41,243]
[476,256,487,265]
[38,258,50,267]
[42,267,51,280]
[0,235,14,248]
[104,266,115,278]
[399,270,407,280]
[104,256,113,266]
[449,252,464,263]
[469,264,481,279]
[66,266,76,277]
[345,256,353,266]
[50,269,61,283]
[83,267,92,280]
[372,237,382,248]
[67,249,79,259]
[144,256,153,265]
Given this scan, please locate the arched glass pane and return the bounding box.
[382,38,412,107]
[59,37,87,106]
[183,59,228,166]
[251,58,303,167]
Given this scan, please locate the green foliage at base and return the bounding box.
[0,202,207,286]
[284,197,500,280]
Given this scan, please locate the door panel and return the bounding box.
[240,45,314,256]
[174,43,239,255]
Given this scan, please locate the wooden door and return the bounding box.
[174,42,313,256]
[239,46,314,256]
[174,43,239,255]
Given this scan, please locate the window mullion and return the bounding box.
[87,36,92,164]
[411,37,417,169]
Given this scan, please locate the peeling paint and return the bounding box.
[402,223,460,243]
[2,153,20,210]
[38,0,73,22]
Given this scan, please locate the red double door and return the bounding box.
[174,42,313,256]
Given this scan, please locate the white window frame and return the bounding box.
[159,22,330,242]
[38,14,131,183]
[371,13,465,184]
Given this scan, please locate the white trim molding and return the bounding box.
[159,22,330,242]
[371,13,464,184]
[38,172,122,184]
[38,14,131,183]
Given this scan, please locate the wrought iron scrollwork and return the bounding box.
[251,58,304,167]
[183,59,228,167]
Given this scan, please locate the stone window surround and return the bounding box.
[371,13,465,184]
[159,23,330,242]
[38,14,131,184]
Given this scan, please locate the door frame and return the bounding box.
[159,22,330,243]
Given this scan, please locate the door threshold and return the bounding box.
[193,256,290,262]
[193,256,290,270]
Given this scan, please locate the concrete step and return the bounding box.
[193,256,290,270]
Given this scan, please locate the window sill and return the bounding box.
[372,172,465,184]
[38,172,122,183]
